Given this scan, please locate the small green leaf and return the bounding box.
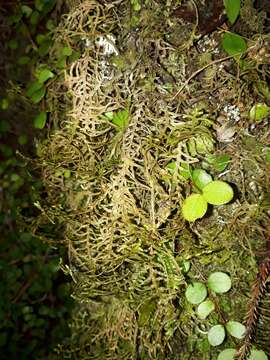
[46,19,55,31]
[208,325,226,346]
[179,163,191,179]
[224,0,240,25]
[37,69,54,83]
[35,0,44,11]
[69,50,81,63]
[111,109,129,130]
[185,282,207,305]
[166,162,191,179]
[180,260,191,273]
[21,5,33,17]
[8,39,18,50]
[36,34,47,45]
[248,350,268,360]
[61,46,73,56]
[197,299,215,319]
[206,154,231,172]
[38,40,52,57]
[226,321,246,339]
[202,180,234,205]
[249,103,270,122]
[192,169,212,190]
[266,151,270,163]
[222,32,247,58]
[63,170,71,178]
[18,134,28,145]
[57,56,67,69]
[30,10,40,25]
[18,56,31,65]
[217,349,237,360]
[208,272,232,293]
[26,80,44,98]
[182,194,208,222]
[0,98,9,110]
[30,86,46,104]
[34,112,47,129]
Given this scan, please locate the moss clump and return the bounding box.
[33,0,270,358]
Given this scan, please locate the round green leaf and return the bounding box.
[249,103,270,122]
[34,112,47,129]
[185,282,207,305]
[226,320,246,339]
[61,46,73,56]
[248,350,268,360]
[222,33,247,57]
[208,325,226,346]
[208,272,232,293]
[182,194,208,222]
[202,180,234,205]
[217,349,237,360]
[197,299,215,319]
[192,169,212,190]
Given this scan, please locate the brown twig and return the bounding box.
[236,256,270,360]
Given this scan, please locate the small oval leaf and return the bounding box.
[182,194,208,221]
[197,299,215,319]
[31,87,46,104]
[224,0,240,25]
[192,169,212,190]
[37,69,54,84]
[202,180,234,205]
[248,350,268,360]
[208,325,226,346]
[208,272,232,293]
[217,349,237,360]
[185,282,207,305]
[222,32,247,57]
[34,112,47,129]
[226,320,246,339]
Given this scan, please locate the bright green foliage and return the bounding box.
[222,32,247,58]
[130,0,141,11]
[34,111,47,129]
[182,194,208,221]
[36,68,54,83]
[248,350,268,360]
[207,325,226,346]
[197,299,215,319]
[0,98,9,110]
[217,349,237,360]
[111,109,129,130]
[205,154,231,172]
[225,320,246,339]
[185,282,208,304]
[167,161,191,179]
[249,103,270,122]
[207,272,232,293]
[202,181,234,205]
[103,109,129,130]
[266,151,270,163]
[1,2,74,357]
[192,168,212,190]
[224,0,241,25]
